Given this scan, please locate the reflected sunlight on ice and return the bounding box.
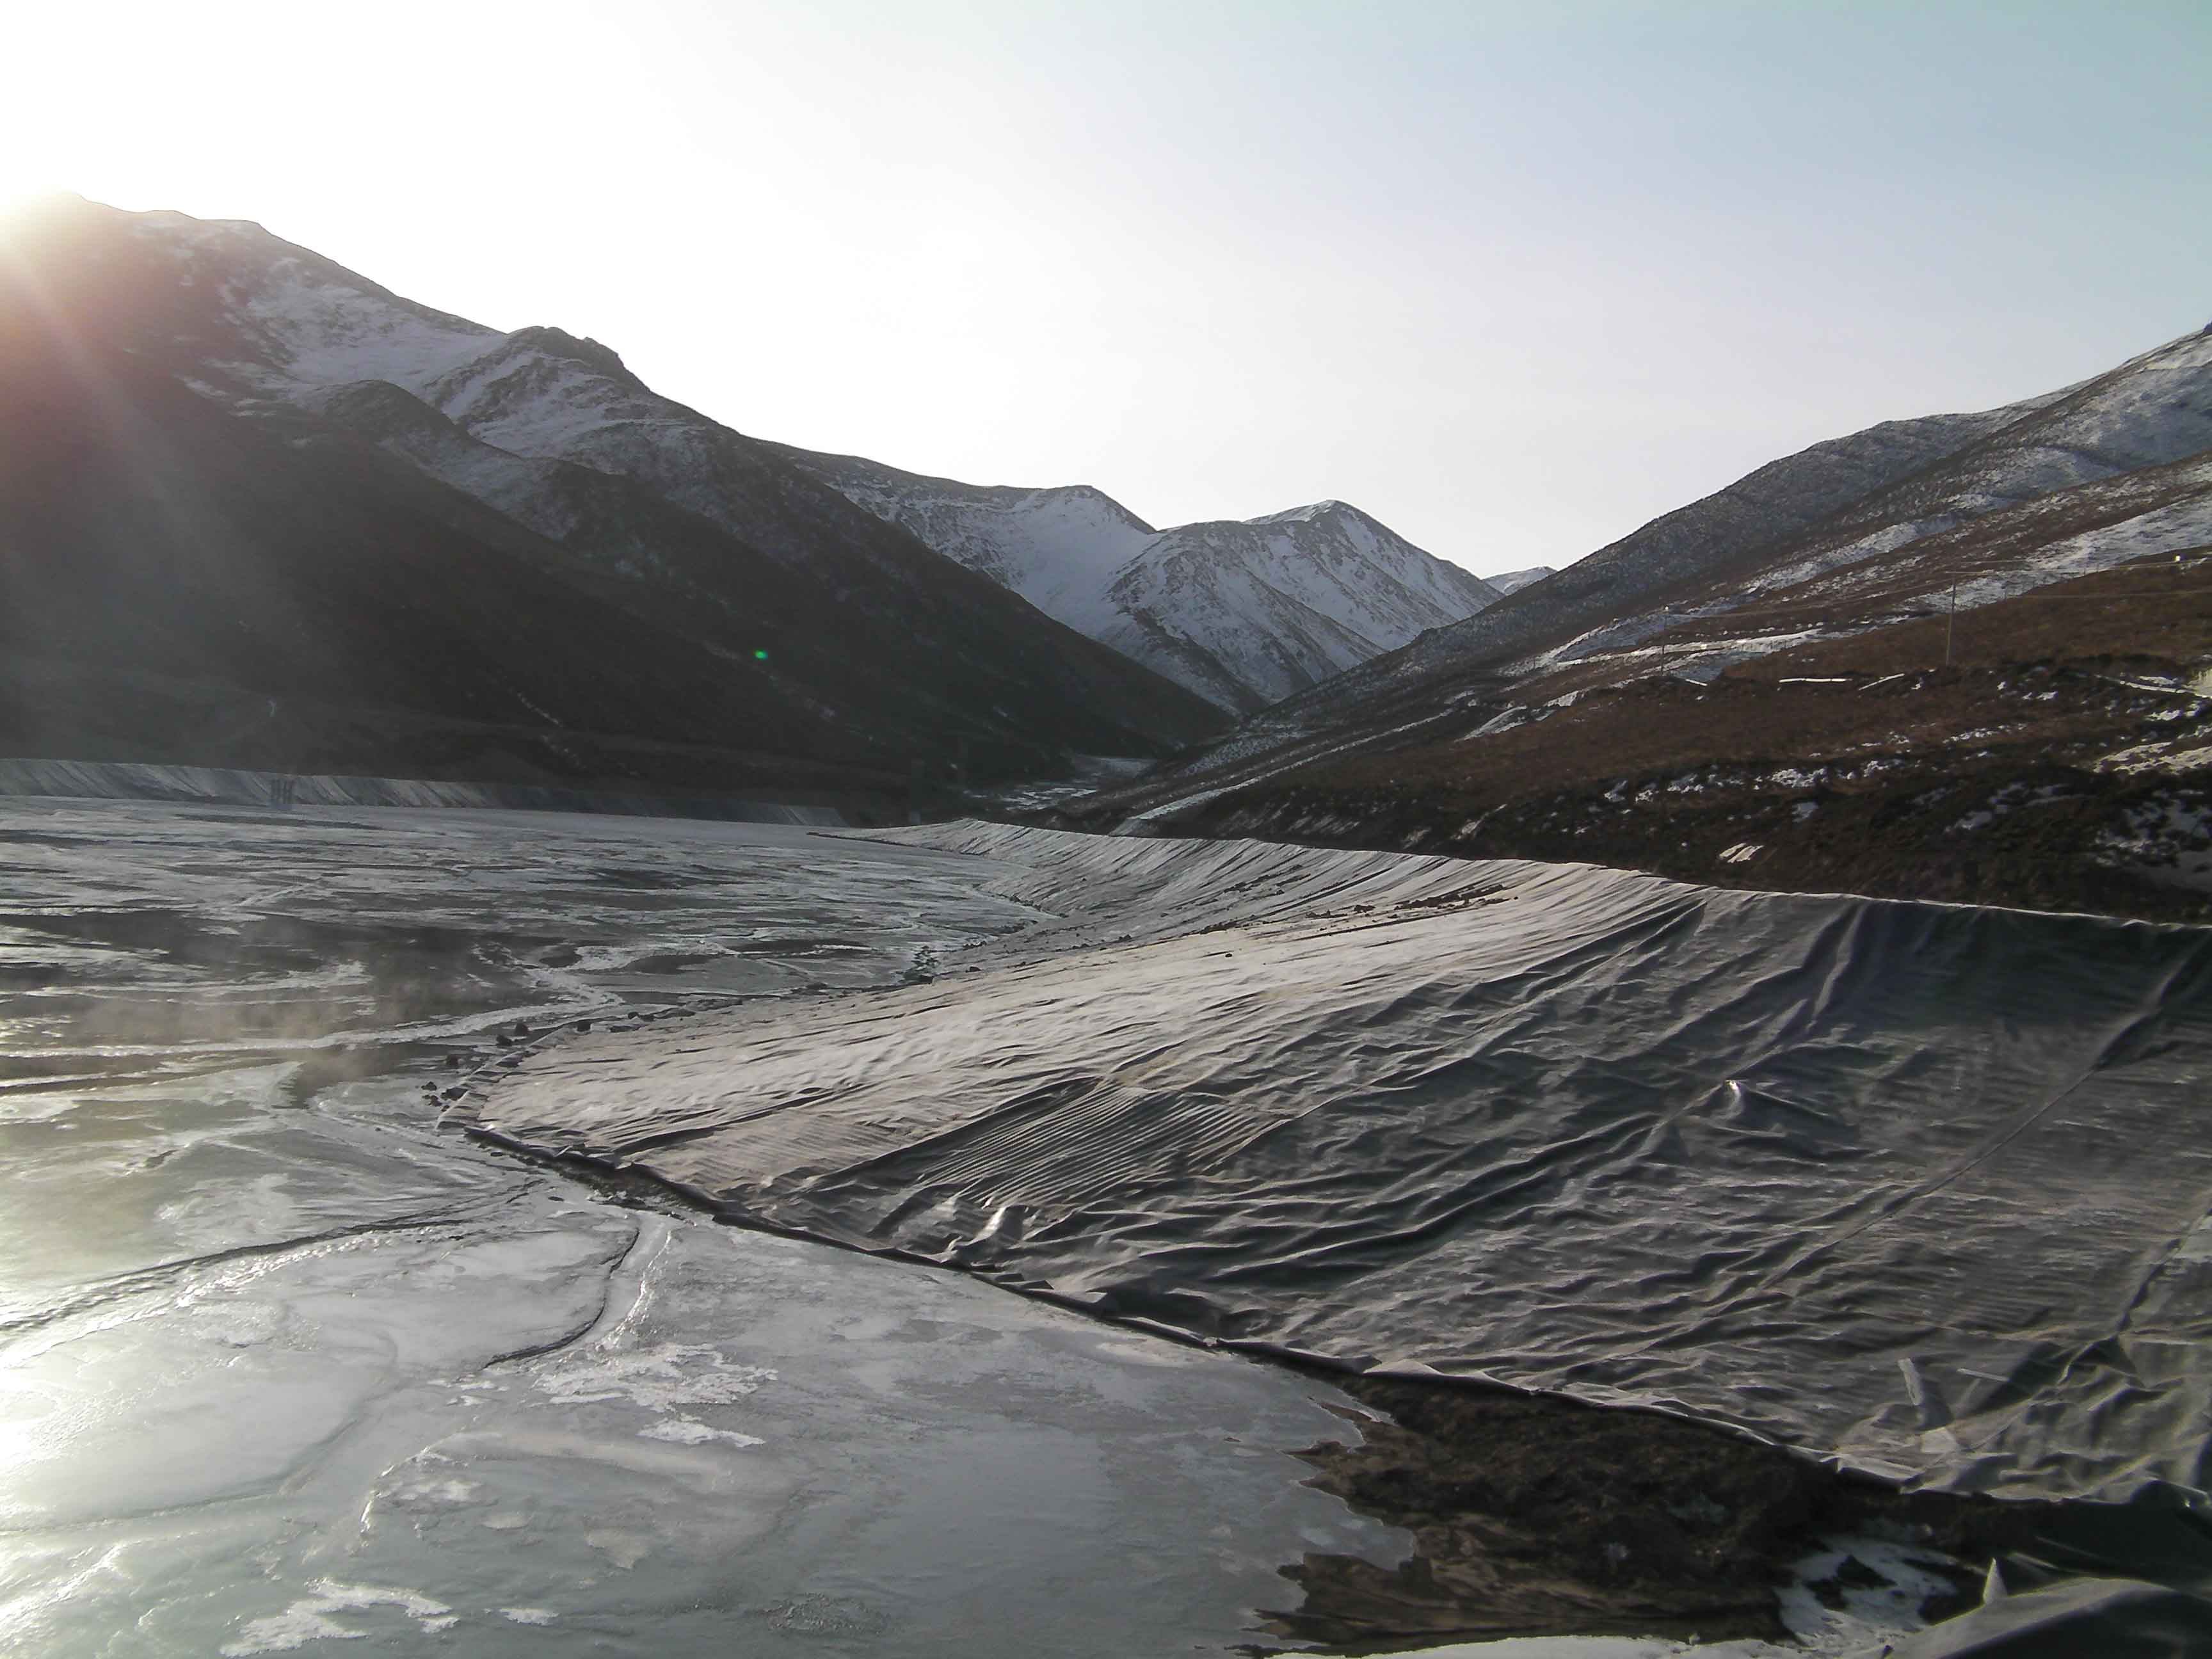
[0,799,1399,1658]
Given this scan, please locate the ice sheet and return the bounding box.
[0,801,1400,1658]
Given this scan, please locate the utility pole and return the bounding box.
[1943,578,1959,668]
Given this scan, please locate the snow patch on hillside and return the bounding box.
[777,460,1500,712]
[121,211,765,549]
[806,468,1158,624]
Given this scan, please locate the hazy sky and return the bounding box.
[4,1,2206,573]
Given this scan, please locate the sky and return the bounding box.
[1,0,2206,575]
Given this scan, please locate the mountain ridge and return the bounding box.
[770,443,1500,713]
[0,196,1228,791]
[1054,324,2212,918]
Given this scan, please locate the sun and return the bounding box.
[0,184,71,220]
[0,182,60,219]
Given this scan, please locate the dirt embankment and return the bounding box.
[1182,557,2212,922]
[1265,1373,2049,1651]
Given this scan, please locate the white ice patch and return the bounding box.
[529,1342,776,1412]
[500,1607,558,1624]
[639,1416,765,1448]
[1776,1534,1967,1652]
[220,1580,453,1655]
[385,1473,478,1505]
[2094,792,2212,891]
[584,1528,652,1569]
[562,941,718,974]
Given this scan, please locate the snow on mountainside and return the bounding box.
[1484,566,1556,595]
[2,197,1228,779]
[1070,325,2212,833]
[767,449,1159,621]
[1477,329,2212,692]
[1703,329,2212,609]
[106,198,1487,721]
[111,209,846,565]
[1096,502,1500,711]
[772,448,1500,714]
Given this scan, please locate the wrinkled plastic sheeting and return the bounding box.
[469,822,2212,1502]
[1859,1579,2212,1656]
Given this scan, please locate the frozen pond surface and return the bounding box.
[0,801,1401,1656]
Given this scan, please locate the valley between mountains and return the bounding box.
[6,193,2208,928]
[6,194,2212,1658]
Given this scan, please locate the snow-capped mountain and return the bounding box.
[1484,566,1556,595]
[1073,323,2212,829]
[772,448,1499,713]
[1427,330,2198,710]
[1393,325,2212,699]
[1,197,1226,787]
[59,192,1489,723]
[761,458,1161,616]
[1091,502,1501,711]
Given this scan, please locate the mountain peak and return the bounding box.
[504,325,631,380]
[0,199,1231,787]
[774,450,1500,712]
[1484,565,1557,596]
[1256,499,1359,526]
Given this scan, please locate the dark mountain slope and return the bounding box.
[1194,548,2212,921]
[1073,331,2212,822]
[0,317,851,785]
[0,196,1226,787]
[1197,401,2049,749]
[1052,331,2212,917]
[287,377,1219,774]
[0,316,1208,793]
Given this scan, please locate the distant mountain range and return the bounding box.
[0,197,1232,797]
[0,196,1513,792]
[8,193,2204,890]
[1482,565,1555,595]
[1064,325,2212,917]
[1158,324,2211,754]
[768,448,1500,713]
